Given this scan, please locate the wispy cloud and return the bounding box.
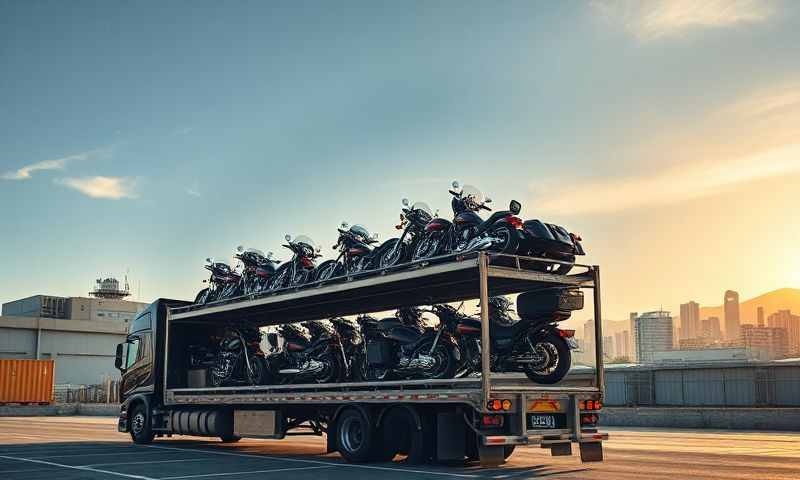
[533,144,800,215]
[591,0,774,41]
[2,152,90,180]
[186,182,201,197]
[56,176,138,200]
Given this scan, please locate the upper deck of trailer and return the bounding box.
[168,252,597,326]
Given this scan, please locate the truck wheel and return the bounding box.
[130,404,155,444]
[220,434,241,443]
[336,408,376,463]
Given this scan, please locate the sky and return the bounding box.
[1,0,799,320]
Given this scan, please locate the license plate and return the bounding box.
[527,414,556,429]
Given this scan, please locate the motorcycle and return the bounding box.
[356,308,459,381]
[268,235,322,290]
[194,258,241,305]
[303,318,363,381]
[374,198,434,269]
[411,181,523,261]
[263,322,345,384]
[449,291,582,384]
[313,223,380,281]
[189,326,268,387]
[517,221,585,275]
[222,246,280,299]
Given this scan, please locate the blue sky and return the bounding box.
[2,1,799,319]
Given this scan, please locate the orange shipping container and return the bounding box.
[0,359,55,404]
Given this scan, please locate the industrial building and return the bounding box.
[0,278,148,385]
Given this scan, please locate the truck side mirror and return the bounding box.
[114,343,125,370]
[509,200,521,215]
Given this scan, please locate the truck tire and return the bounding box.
[130,404,155,444]
[336,408,377,463]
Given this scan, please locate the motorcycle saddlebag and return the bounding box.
[366,340,393,367]
[517,288,584,319]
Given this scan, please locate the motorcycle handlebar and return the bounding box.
[481,204,492,211]
[448,189,459,196]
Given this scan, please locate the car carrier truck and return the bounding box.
[114,252,607,466]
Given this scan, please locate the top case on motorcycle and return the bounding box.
[516,288,584,319]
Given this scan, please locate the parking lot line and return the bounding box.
[160,465,334,479]
[0,454,158,480]
[147,444,481,478]
[86,458,211,467]
[30,450,171,459]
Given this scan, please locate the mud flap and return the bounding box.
[478,445,505,467]
[436,411,465,461]
[579,442,603,462]
[547,442,572,456]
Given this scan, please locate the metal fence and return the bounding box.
[54,381,119,404]
[604,363,800,407]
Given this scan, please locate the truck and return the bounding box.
[114,252,607,466]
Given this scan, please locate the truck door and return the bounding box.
[120,312,155,397]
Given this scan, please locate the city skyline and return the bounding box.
[2,2,800,319]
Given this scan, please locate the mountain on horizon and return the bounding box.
[699,288,800,325]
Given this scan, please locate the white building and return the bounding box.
[632,310,673,363]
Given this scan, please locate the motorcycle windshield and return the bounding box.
[411,202,432,216]
[349,224,370,242]
[293,235,317,252]
[245,247,266,257]
[461,185,484,205]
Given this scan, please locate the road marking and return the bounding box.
[160,465,334,479]
[0,454,157,480]
[30,450,170,459]
[147,444,480,478]
[86,458,211,467]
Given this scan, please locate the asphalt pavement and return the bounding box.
[1,416,798,479]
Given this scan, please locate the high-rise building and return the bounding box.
[767,310,800,356]
[632,311,673,363]
[757,306,765,327]
[740,324,789,360]
[603,336,614,359]
[701,317,722,340]
[680,301,700,339]
[724,290,740,340]
[614,330,631,359]
[583,319,596,362]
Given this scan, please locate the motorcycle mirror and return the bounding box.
[341,221,349,229]
[401,198,409,206]
[485,197,492,204]
[236,245,244,252]
[284,234,292,242]
[205,257,213,263]
[509,200,521,215]
[451,180,460,189]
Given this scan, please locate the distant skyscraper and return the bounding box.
[632,311,673,363]
[757,306,765,328]
[680,301,700,339]
[603,336,614,359]
[614,330,631,359]
[724,290,740,340]
[740,324,789,360]
[767,310,800,356]
[701,317,722,340]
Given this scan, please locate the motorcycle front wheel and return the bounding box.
[523,332,571,384]
[314,260,345,282]
[314,351,345,383]
[377,238,408,268]
[194,288,209,305]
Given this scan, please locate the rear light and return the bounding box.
[481,415,504,427]
[570,232,582,242]
[505,215,523,230]
[579,400,602,411]
[559,329,575,338]
[487,399,513,411]
[581,414,599,425]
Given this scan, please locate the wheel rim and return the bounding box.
[381,245,402,267]
[339,416,364,453]
[422,344,451,379]
[528,342,558,374]
[132,412,145,435]
[494,228,512,252]
[415,236,438,259]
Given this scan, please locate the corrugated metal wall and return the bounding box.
[604,364,800,407]
[0,359,55,404]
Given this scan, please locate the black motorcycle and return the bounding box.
[189,326,268,387]
[356,308,459,381]
[411,181,523,261]
[374,198,434,269]
[194,258,241,305]
[268,235,321,290]
[264,322,344,384]
[229,245,280,296]
[313,223,379,281]
[517,221,585,275]
[328,317,364,380]
[452,291,582,384]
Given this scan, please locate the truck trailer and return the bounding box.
[115,252,607,466]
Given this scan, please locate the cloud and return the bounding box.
[591,0,774,40]
[186,183,201,197]
[2,153,90,180]
[533,143,800,216]
[56,176,138,199]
